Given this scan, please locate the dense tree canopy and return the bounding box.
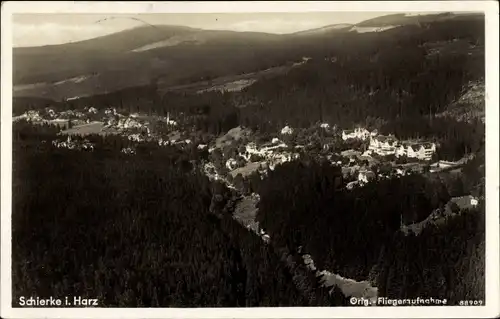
[12,129,308,307]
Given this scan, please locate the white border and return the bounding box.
[1,1,499,318]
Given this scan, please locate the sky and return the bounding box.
[12,12,397,47]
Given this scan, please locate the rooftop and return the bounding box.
[374,135,397,143]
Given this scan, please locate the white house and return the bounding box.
[342,130,355,140]
[226,158,238,171]
[320,123,330,129]
[165,112,177,126]
[357,128,371,139]
[342,127,371,141]
[346,181,359,190]
[407,143,436,161]
[105,108,117,116]
[420,143,436,160]
[368,135,398,156]
[272,137,281,144]
[362,150,373,157]
[47,109,56,118]
[158,138,169,146]
[358,170,376,184]
[281,126,294,135]
[395,168,406,176]
[128,133,144,142]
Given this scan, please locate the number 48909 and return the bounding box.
[459,300,484,306]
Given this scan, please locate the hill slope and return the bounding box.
[13,25,285,100]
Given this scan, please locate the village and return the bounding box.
[16,107,469,194]
[204,122,469,193]
[35,107,481,233]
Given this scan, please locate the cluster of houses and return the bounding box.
[101,112,181,145]
[340,127,437,161]
[18,107,179,137]
[104,108,118,116]
[115,117,147,130]
[345,165,412,190]
[23,107,193,153]
[13,110,44,122]
[51,136,94,151]
[16,107,102,126]
[128,133,148,143]
[121,147,136,155]
[222,138,301,175]
[87,107,98,114]
[341,127,375,141]
[209,124,440,193]
[243,140,299,168]
[367,135,436,161]
[59,109,86,119]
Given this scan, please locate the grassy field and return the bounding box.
[233,196,260,233]
[60,121,119,136]
[159,64,295,94]
[229,161,266,178]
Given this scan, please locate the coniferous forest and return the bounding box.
[253,158,485,305]
[12,126,309,307]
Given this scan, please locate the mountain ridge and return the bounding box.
[13,12,484,101]
[14,12,483,50]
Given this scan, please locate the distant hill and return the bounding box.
[12,12,485,102]
[355,12,478,27]
[13,25,288,100]
[15,24,200,52]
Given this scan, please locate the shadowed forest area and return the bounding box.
[12,126,310,307]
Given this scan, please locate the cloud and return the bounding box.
[13,23,124,47]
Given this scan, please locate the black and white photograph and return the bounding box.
[1,1,499,318]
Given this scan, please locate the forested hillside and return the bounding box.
[14,14,484,162]
[12,123,308,307]
[253,153,485,305]
[236,16,484,127]
[254,161,449,278]
[376,206,485,303]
